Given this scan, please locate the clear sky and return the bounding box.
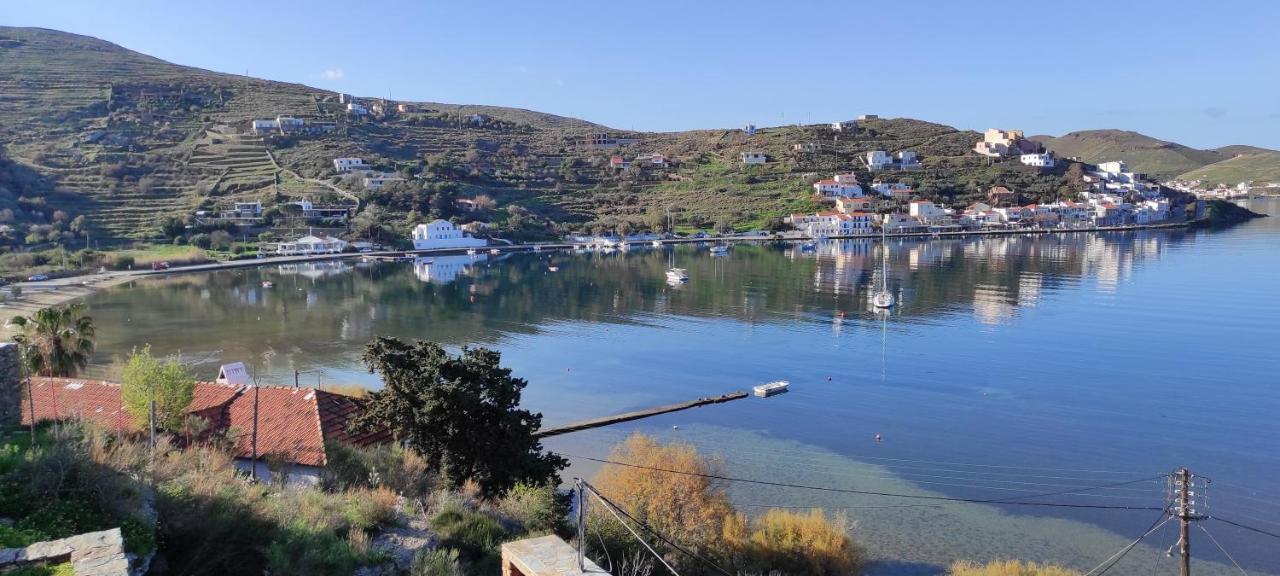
[8,0,1280,149]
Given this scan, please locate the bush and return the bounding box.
[726,508,862,575]
[431,504,507,561]
[412,548,462,576]
[264,522,361,576]
[497,483,568,537]
[344,487,399,530]
[189,233,211,249]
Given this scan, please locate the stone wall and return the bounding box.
[0,342,19,429]
[0,528,130,576]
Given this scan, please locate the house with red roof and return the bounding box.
[22,377,388,485]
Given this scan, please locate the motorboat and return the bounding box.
[261,281,274,288]
[753,380,790,397]
[665,267,689,283]
[489,248,500,255]
[709,245,729,256]
[466,248,477,255]
[651,240,662,248]
[800,241,818,252]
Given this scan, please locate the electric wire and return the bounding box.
[1198,524,1250,576]
[584,481,736,576]
[562,453,1165,511]
[1209,515,1280,540]
[584,482,681,576]
[1083,510,1172,576]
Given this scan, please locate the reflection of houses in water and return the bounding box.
[277,261,353,280]
[1017,272,1043,307]
[908,241,946,270]
[413,254,488,284]
[811,240,871,295]
[973,283,1016,325]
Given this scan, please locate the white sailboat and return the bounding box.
[872,226,895,308]
[665,246,688,283]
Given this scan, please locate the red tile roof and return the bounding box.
[23,377,385,467]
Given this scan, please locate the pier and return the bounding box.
[533,391,749,438]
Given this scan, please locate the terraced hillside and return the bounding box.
[1177,151,1280,187]
[1035,130,1228,180]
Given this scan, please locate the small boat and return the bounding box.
[651,240,662,248]
[872,226,896,308]
[709,245,729,256]
[548,266,559,272]
[261,281,274,288]
[753,380,790,398]
[532,245,542,252]
[666,267,689,283]
[489,248,500,255]
[466,248,477,255]
[800,241,818,252]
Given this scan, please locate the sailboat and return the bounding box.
[665,246,688,283]
[872,225,895,308]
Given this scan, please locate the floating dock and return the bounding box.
[533,391,748,438]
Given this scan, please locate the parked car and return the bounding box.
[26,274,49,282]
[152,261,170,271]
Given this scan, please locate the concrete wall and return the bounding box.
[0,343,20,429]
[0,528,130,576]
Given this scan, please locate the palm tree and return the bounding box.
[10,302,96,377]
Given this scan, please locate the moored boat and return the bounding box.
[753,380,790,397]
[665,267,688,282]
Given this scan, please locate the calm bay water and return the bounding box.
[84,199,1280,575]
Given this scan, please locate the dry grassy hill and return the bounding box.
[1034,130,1229,180]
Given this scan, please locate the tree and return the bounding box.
[161,217,186,239]
[10,302,96,377]
[209,229,233,250]
[350,337,566,497]
[121,345,196,430]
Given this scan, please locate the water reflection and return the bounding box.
[413,254,490,284]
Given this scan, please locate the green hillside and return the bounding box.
[1037,130,1227,180]
[0,26,1185,252]
[1177,151,1280,186]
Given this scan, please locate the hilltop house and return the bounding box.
[837,196,874,214]
[333,157,368,173]
[411,220,487,250]
[831,120,856,132]
[792,142,818,152]
[988,186,1019,205]
[896,150,920,168]
[195,201,264,225]
[975,128,1043,157]
[609,156,631,170]
[251,119,280,134]
[363,173,403,190]
[871,181,911,197]
[22,377,387,485]
[743,124,757,135]
[277,116,305,132]
[866,150,892,170]
[813,179,864,198]
[288,199,354,222]
[740,151,767,165]
[1020,153,1055,168]
[574,133,640,149]
[858,114,878,120]
[347,102,368,115]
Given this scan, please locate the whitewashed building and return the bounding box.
[274,235,348,255]
[831,120,856,132]
[1020,153,1055,168]
[363,173,403,190]
[347,102,368,115]
[897,150,920,168]
[866,150,892,170]
[813,179,864,198]
[789,212,873,238]
[333,157,368,172]
[411,220,487,250]
[251,119,280,134]
[740,152,767,165]
[743,124,757,135]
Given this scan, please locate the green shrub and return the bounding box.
[5,563,75,576]
[411,547,462,576]
[264,522,361,576]
[497,483,568,537]
[431,505,507,560]
[0,523,49,548]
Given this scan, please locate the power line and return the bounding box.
[1209,515,1280,540]
[1197,524,1250,576]
[562,453,1165,511]
[582,480,736,576]
[1085,510,1172,576]
[579,479,681,576]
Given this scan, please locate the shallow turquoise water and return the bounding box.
[84,199,1280,574]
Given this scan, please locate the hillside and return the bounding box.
[0,26,1166,250]
[1035,130,1227,180]
[1177,151,1280,186]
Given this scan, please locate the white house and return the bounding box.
[1020,153,1055,168]
[740,152,767,165]
[813,179,864,198]
[882,213,924,232]
[790,212,873,238]
[897,150,920,167]
[909,200,947,221]
[251,119,280,134]
[333,157,368,172]
[275,235,348,255]
[857,114,878,120]
[277,116,305,131]
[1097,160,1128,175]
[347,102,368,115]
[831,120,856,132]
[363,173,403,190]
[743,124,757,135]
[836,197,874,214]
[866,151,892,170]
[871,181,911,197]
[411,220,487,250]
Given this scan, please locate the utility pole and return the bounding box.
[1174,467,1201,576]
[574,478,586,571]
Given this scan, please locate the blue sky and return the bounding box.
[8,0,1280,148]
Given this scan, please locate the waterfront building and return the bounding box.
[411,219,487,250]
[274,234,348,255]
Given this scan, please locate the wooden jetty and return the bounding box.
[533,391,748,438]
